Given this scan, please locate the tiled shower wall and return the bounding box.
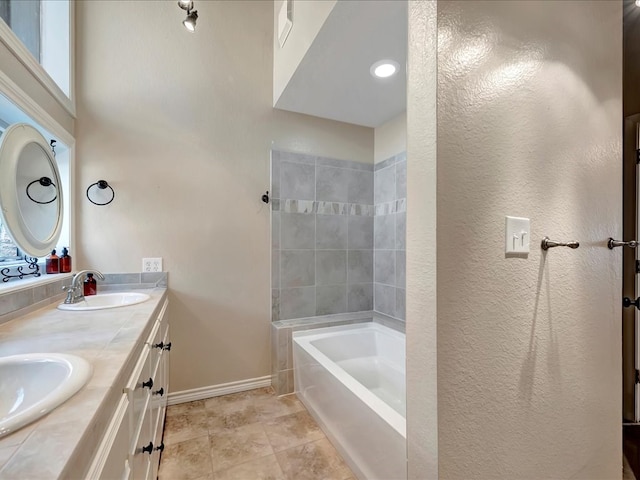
[374,153,406,320]
[271,151,374,321]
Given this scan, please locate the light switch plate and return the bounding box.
[505,216,530,255]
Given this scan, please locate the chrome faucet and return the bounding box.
[63,269,105,304]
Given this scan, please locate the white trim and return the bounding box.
[0,66,74,146]
[0,17,75,117]
[167,375,272,405]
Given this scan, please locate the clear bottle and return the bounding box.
[60,247,72,273]
[45,249,59,274]
[84,273,97,296]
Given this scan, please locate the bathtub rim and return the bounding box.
[293,322,406,438]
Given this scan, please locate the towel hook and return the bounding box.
[541,237,580,251]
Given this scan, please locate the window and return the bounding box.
[0,0,71,104]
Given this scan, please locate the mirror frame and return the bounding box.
[0,123,63,257]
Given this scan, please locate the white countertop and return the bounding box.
[0,287,168,479]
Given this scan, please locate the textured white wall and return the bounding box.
[374,112,406,163]
[75,0,373,392]
[406,1,438,478]
[435,1,622,478]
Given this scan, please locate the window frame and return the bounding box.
[0,1,75,117]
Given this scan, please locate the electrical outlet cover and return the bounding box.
[142,257,163,272]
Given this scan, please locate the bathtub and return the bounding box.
[293,322,406,480]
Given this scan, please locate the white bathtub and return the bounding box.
[293,322,406,480]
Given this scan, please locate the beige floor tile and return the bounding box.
[275,438,353,480]
[254,392,305,421]
[263,410,325,452]
[208,403,261,434]
[205,392,254,416]
[166,399,206,419]
[159,435,213,480]
[211,454,285,480]
[209,423,274,472]
[163,410,210,446]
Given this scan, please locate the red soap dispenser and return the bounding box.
[45,249,59,274]
[84,273,97,296]
[60,247,72,273]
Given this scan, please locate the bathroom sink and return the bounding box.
[57,292,150,311]
[0,353,92,438]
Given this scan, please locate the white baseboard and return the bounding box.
[167,375,272,405]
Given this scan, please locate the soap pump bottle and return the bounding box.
[84,273,97,296]
[60,247,72,273]
[45,249,59,274]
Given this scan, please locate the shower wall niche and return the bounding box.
[271,150,406,321]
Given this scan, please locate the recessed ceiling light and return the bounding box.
[636,0,640,6]
[370,60,400,79]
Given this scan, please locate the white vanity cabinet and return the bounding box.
[87,298,170,480]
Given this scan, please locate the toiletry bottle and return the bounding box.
[60,247,72,273]
[84,273,97,296]
[45,249,59,274]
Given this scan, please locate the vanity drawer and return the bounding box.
[129,403,154,480]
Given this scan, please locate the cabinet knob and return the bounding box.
[141,442,154,454]
[155,443,165,452]
[163,342,172,351]
[153,387,165,396]
[142,378,154,389]
[152,342,164,349]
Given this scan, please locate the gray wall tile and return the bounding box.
[316,285,347,315]
[281,213,314,249]
[316,250,347,285]
[317,215,347,249]
[317,156,373,171]
[374,283,395,317]
[374,155,397,171]
[272,289,280,321]
[396,161,407,200]
[396,250,406,289]
[272,249,280,287]
[280,287,315,320]
[272,212,280,250]
[375,214,395,249]
[395,288,406,320]
[271,156,281,199]
[348,216,374,249]
[348,250,373,284]
[141,272,167,285]
[281,161,315,200]
[277,151,316,165]
[281,250,315,288]
[348,170,373,204]
[316,166,349,203]
[395,212,406,250]
[375,250,396,286]
[374,165,395,204]
[103,273,141,284]
[348,283,373,312]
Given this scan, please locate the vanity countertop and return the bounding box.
[0,287,168,479]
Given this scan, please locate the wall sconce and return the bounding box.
[178,0,198,32]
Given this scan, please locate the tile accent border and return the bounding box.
[167,375,272,405]
[272,199,375,217]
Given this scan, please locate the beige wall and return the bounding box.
[406,1,438,478]
[432,1,622,478]
[374,112,407,163]
[75,0,373,393]
[272,0,336,106]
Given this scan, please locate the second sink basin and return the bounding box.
[0,353,92,438]
[57,292,151,311]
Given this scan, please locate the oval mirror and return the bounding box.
[0,123,63,257]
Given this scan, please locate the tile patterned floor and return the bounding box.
[159,387,355,480]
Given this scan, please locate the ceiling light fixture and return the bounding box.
[177,0,198,32]
[370,60,400,79]
[636,0,640,7]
